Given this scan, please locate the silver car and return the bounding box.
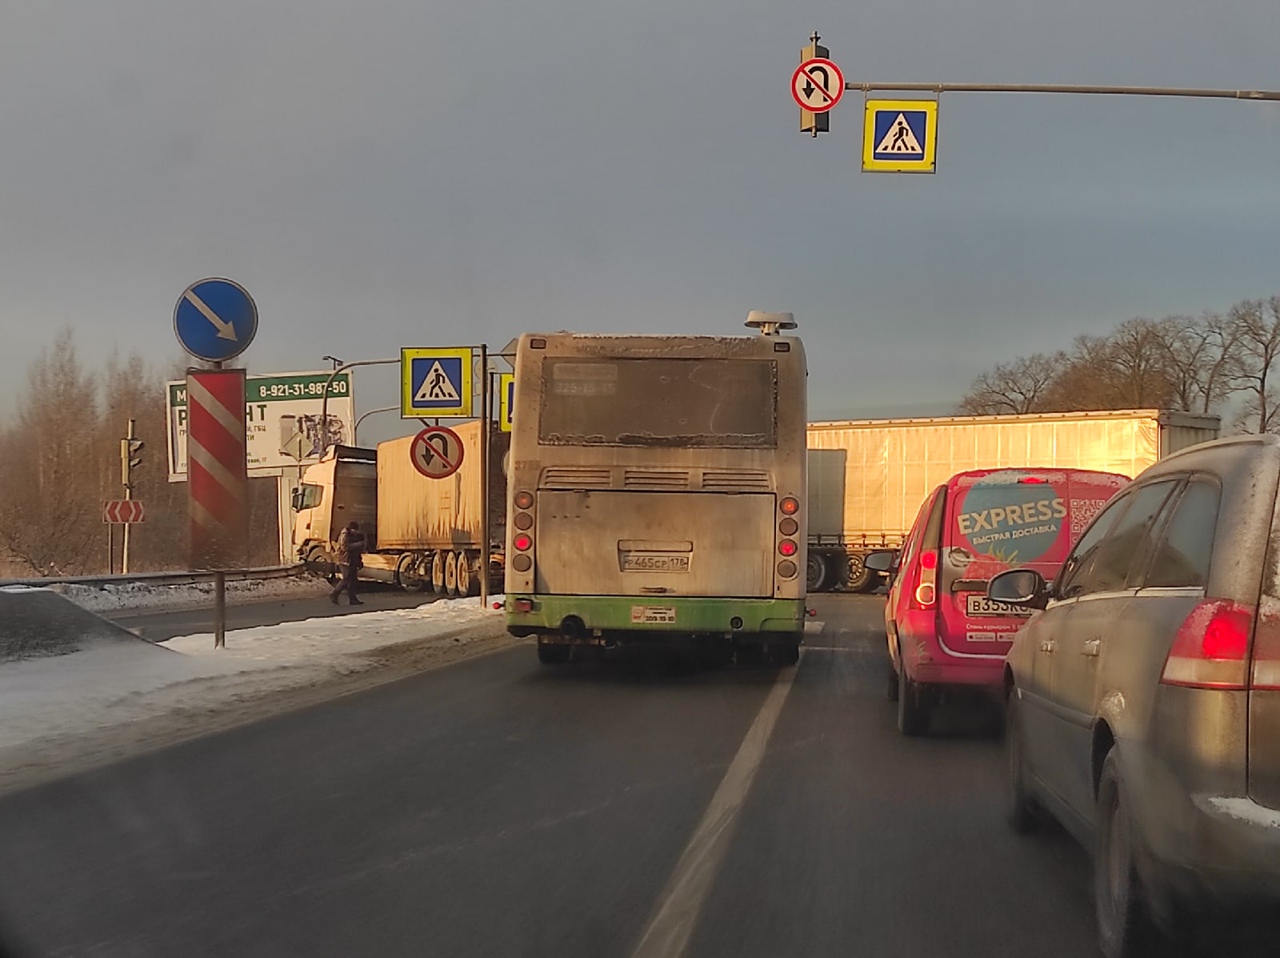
[988,434,1280,958]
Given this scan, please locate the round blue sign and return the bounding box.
[173,278,258,363]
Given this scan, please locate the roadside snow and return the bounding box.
[58,575,330,614]
[0,597,503,758]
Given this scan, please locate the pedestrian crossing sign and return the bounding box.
[401,347,473,418]
[862,99,938,173]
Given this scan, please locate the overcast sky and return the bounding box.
[3,0,1279,439]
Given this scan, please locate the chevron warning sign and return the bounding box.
[186,368,249,570]
[102,500,146,524]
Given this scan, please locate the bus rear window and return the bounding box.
[538,359,777,448]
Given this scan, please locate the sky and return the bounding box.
[3,0,1280,441]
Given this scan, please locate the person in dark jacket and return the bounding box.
[330,521,366,605]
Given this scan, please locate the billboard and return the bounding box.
[166,371,355,481]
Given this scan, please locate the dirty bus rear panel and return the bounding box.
[505,330,808,661]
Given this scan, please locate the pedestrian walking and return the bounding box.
[330,520,366,605]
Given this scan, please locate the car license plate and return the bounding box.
[966,594,1032,618]
[621,554,691,573]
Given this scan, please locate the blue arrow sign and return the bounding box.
[173,278,258,363]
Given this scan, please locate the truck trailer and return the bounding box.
[292,420,509,595]
[805,409,1220,593]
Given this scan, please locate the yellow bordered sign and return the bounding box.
[862,99,938,173]
[498,373,515,433]
[401,347,473,418]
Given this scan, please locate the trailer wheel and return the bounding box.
[456,553,480,597]
[444,551,459,597]
[845,554,875,593]
[431,552,445,594]
[806,553,831,592]
[396,553,429,592]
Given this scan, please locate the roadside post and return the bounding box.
[173,278,257,648]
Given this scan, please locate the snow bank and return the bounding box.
[0,596,504,758]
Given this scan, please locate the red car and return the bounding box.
[869,468,1129,736]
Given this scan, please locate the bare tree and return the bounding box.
[1156,312,1241,415]
[1231,297,1280,434]
[0,330,102,574]
[957,352,1065,415]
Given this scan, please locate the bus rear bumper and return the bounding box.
[505,595,805,638]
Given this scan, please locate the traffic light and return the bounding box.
[121,437,144,487]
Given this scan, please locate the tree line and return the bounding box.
[0,331,280,577]
[957,295,1280,433]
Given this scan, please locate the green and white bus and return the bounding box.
[504,314,809,664]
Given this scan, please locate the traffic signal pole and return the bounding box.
[846,81,1280,101]
[120,419,144,574]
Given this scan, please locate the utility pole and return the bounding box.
[120,419,144,574]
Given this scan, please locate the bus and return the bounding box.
[503,314,809,665]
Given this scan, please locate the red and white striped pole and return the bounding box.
[186,368,248,647]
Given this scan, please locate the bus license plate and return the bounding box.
[621,554,691,573]
[631,606,677,624]
[966,595,1032,618]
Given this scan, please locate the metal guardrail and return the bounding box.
[0,564,308,589]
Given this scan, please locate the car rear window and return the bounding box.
[1142,481,1220,590]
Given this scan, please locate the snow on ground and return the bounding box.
[0,597,504,758]
[57,574,331,614]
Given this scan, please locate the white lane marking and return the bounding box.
[630,666,798,958]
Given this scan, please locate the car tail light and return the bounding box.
[1251,606,1280,691]
[1160,600,1253,690]
[1018,477,1047,484]
[513,534,532,552]
[779,539,798,557]
[780,497,799,515]
[911,550,938,609]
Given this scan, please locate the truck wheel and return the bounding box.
[444,551,459,597]
[456,553,480,597]
[305,547,335,581]
[845,554,875,593]
[806,553,831,592]
[430,552,445,594]
[396,553,429,592]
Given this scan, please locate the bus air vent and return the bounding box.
[701,470,771,491]
[542,467,612,488]
[624,470,691,490]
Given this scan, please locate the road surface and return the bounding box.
[0,595,1103,957]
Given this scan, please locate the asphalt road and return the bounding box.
[106,583,439,642]
[0,595,1104,958]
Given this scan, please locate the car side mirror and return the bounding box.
[864,550,898,573]
[987,569,1049,610]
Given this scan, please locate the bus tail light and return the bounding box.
[514,534,533,552]
[911,550,938,609]
[780,497,799,516]
[779,539,798,557]
[514,491,534,510]
[777,560,797,579]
